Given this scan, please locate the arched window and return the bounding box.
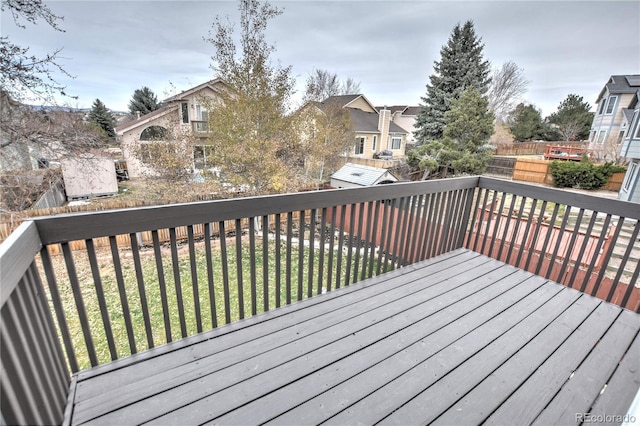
[140,126,168,141]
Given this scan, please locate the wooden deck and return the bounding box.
[65,249,640,425]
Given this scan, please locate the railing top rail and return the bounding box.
[479,177,640,220]
[33,177,479,245]
[0,221,42,307]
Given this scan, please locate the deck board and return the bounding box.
[66,249,640,425]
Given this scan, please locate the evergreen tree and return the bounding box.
[415,20,491,144]
[409,87,495,177]
[509,103,545,141]
[88,98,116,139]
[128,86,160,116]
[547,94,594,141]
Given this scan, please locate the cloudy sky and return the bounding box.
[2,0,639,116]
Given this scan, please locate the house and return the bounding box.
[115,79,228,178]
[618,88,640,203]
[312,94,408,161]
[330,162,399,188]
[589,75,640,161]
[376,105,420,145]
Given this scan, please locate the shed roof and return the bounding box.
[331,163,399,186]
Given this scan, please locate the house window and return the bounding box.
[391,136,402,150]
[605,96,617,114]
[623,162,637,192]
[635,112,640,139]
[181,103,189,123]
[599,100,606,115]
[372,136,377,151]
[355,137,365,155]
[140,126,168,141]
[597,130,607,144]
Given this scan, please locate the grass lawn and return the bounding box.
[42,234,390,371]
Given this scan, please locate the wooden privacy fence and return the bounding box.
[512,158,626,190]
[495,141,588,156]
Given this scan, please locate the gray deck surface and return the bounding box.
[65,249,640,425]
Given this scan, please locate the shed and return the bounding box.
[330,163,399,189]
[61,153,118,200]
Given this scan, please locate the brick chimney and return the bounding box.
[378,106,390,150]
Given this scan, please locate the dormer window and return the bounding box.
[605,96,617,115]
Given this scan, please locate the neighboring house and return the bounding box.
[330,162,400,188]
[116,79,227,178]
[618,89,640,203]
[312,94,408,161]
[589,75,640,161]
[376,105,420,145]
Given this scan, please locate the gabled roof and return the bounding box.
[163,78,227,102]
[376,105,421,116]
[596,75,640,103]
[331,163,399,186]
[115,104,177,135]
[322,94,377,112]
[348,108,407,134]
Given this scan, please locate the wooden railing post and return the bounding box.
[1,221,70,425]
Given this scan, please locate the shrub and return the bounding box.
[549,159,623,190]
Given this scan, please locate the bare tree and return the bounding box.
[302,69,361,103]
[1,0,74,103]
[487,61,529,124]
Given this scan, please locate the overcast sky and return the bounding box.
[2,0,639,116]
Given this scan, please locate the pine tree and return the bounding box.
[509,103,545,141]
[128,86,160,117]
[88,98,116,139]
[547,94,593,141]
[415,20,491,144]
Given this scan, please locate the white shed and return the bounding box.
[61,154,118,199]
[330,163,399,189]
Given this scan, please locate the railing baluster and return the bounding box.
[535,203,560,276]
[308,209,316,297]
[297,210,305,299]
[352,203,364,282]
[505,196,527,265]
[556,208,584,284]
[449,189,467,253]
[377,200,390,275]
[327,206,337,292]
[409,195,425,264]
[620,239,640,312]
[567,210,597,287]
[397,196,411,265]
[249,218,257,316]
[275,213,282,307]
[234,219,244,319]
[318,208,327,294]
[286,212,293,304]
[151,230,172,342]
[488,191,507,260]
[108,236,136,355]
[128,234,154,348]
[608,220,640,303]
[62,242,98,365]
[471,188,490,252]
[39,246,78,372]
[186,225,202,333]
[203,223,217,328]
[524,200,548,272]
[169,228,187,337]
[580,214,612,294]
[440,191,456,256]
[545,206,572,281]
[591,219,624,302]
[417,193,431,261]
[336,205,346,289]
[515,199,538,269]
[479,190,498,257]
[85,239,117,360]
[262,215,269,311]
[497,193,517,262]
[391,197,406,266]
[345,204,356,286]
[218,221,231,324]
[361,201,374,280]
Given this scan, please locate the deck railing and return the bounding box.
[1,176,639,424]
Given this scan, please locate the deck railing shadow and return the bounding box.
[1,176,639,425]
